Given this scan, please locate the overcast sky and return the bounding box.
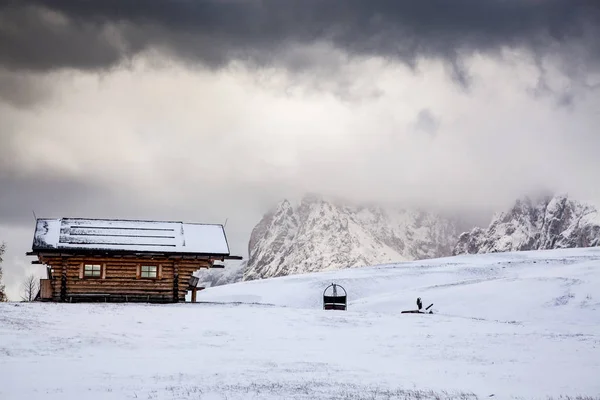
[1,0,600,300]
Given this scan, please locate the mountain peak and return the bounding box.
[242,196,460,281]
[454,193,600,255]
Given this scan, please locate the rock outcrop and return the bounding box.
[453,194,600,255]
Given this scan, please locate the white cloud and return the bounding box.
[1,47,599,297]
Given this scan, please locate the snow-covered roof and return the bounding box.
[31,218,232,256]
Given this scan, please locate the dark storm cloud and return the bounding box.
[0,4,128,71]
[1,0,599,74]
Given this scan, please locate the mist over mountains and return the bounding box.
[196,193,600,287]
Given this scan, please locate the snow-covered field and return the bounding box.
[2,248,600,400]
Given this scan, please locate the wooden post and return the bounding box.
[60,258,67,302]
[191,287,197,303]
[173,263,179,303]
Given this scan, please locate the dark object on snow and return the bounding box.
[323,283,347,310]
[188,275,200,289]
[401,297,434,314]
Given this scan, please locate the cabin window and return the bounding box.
[83,264,102,278]
[140,265,158,279]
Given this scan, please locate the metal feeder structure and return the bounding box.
[323,283,347,310]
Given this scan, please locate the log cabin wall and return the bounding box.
[40,256,211,303]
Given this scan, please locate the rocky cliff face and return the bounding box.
[204,193,600,287]
[242,194,460,281]
[194,260,246,289]
[453,194,600,255]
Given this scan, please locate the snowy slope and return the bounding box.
[2,248,600,400]
[199,247,600,323]
[454,194,600,255]
[243,194,460,280]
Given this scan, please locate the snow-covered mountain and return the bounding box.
[242,194,460,281]
[193,260,246,289]
[203,193,600,286]
[453,194,600,255]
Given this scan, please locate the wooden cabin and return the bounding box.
[27,218,242,303]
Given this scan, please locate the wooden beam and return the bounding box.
[29,250,229,259]
[36,256,210,265]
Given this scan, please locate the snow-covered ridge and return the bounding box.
[454,194,600,255]
[242,194,460,281]
[198,247,600,315]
